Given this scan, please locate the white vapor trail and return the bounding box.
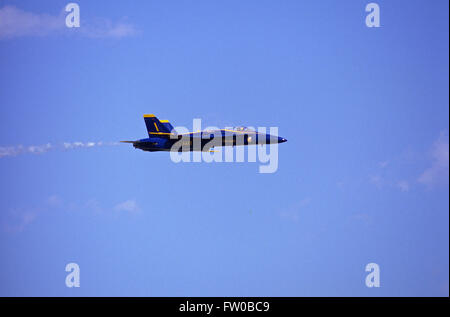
[0,141,119,158]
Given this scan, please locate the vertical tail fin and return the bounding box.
[143,114,172,136]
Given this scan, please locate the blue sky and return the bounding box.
[0,0,448,296]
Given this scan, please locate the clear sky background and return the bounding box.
[0,0,448,296]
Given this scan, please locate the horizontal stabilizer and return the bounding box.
[160,120,175,133]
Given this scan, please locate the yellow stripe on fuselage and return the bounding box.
[149,132,173,135]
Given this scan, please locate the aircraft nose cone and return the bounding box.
[278,137,287,143]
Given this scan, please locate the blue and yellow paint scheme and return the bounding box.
[120,114,287,152]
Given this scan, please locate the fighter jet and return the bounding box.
[121,114,287,152]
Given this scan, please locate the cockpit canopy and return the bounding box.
[232,126,253,131]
